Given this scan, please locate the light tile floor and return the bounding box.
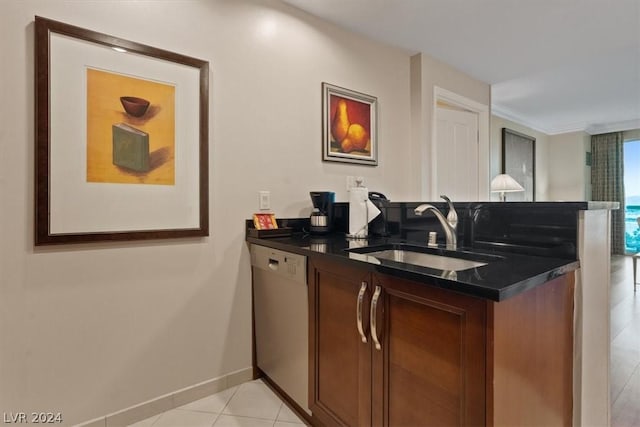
[128,380,306,427]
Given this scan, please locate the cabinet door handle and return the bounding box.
[370,285,382,351]
[356,282,368,343]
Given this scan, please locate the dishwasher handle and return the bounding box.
[268,258,279,270]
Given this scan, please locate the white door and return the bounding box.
[434,107,479,201]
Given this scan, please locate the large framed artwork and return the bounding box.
[502,128,536,201]
[322,83,378,166]
[34,16,209,245]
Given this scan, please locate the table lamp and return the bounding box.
[491,174,524,201]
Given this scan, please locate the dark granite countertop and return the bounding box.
[442,201,619,210]
[246,232,579,302]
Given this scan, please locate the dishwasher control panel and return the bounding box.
[250,245,307,285]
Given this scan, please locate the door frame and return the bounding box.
[431,86,490,200]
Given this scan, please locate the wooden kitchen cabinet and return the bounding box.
[373,273,486,426]
[307,257,372,426]
[308,257,485,426]
[308,256,574,427]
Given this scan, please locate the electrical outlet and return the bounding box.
[259,191,270,210]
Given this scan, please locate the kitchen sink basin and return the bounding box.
[363,249,486,271]
[346,244,501,272]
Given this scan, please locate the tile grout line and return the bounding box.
[218,383,241,418]
[611,361,636,407]
[611,311,636,342]
[273,402,285,427]
[217,380,294,424]
[215,413,283,422]
[611,361,640,425]
[146,413,162,427]
[210,412,220,427]
[211,383,241,425]
[136,382,242,426]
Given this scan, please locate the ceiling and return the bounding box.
[283,0,640,135]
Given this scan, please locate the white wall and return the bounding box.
[411,53,491,200]
[548,131,591,201]
[0,0,414,423]
[490,115,551,201]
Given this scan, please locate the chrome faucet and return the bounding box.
[414,195,458,250]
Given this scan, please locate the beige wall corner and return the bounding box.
[410,52,491,200]
[548,131,592,201]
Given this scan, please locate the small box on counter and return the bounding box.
[249,213,293,238]
[253,213,278,230]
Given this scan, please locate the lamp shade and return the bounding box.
[490,174,524,192]
[490,174,524,201]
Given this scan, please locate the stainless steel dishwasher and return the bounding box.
[250,245,309,414]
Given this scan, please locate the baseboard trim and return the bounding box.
[75,367,253,427]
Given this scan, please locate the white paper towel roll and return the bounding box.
[348,186,381,238]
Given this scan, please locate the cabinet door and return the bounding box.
[373,274,486,426]
[309,257,372,426]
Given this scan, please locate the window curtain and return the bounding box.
[591,132,625,254]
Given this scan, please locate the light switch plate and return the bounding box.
[259,191,270,210]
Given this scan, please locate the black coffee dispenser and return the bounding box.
[309,191,334,234]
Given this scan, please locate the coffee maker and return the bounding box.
[309,191,334,234]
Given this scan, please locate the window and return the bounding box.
[624,139,640,252]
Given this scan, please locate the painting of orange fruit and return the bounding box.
[323,83,377,165]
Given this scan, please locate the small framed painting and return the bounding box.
[502,128,536,201]
[322,83,378,166]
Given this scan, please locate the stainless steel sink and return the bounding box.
[346,244,500,272]
[364,249,487,271]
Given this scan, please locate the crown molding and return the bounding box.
[545,121,591,135]
[491,105,553,135]
[492,104,640,136]
[586,119,640,135]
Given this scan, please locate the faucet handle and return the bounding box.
[440,195,458,230]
